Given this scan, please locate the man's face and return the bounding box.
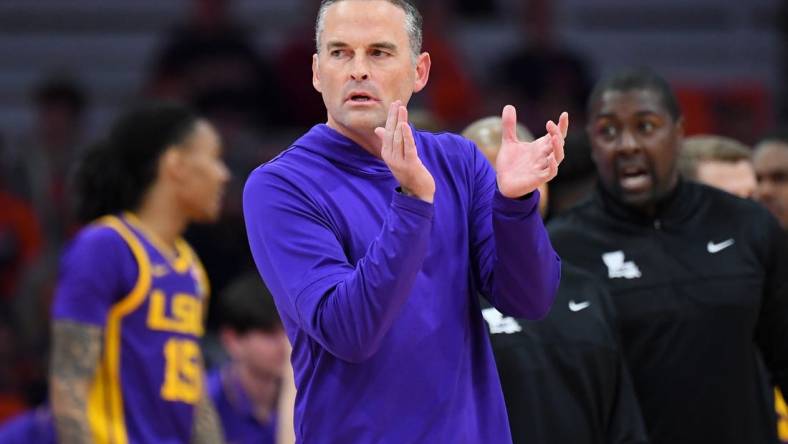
[695,160,757,199]
[224,328,290,406]
[312,0,430,140]
[753,142,788,229]
[587,89,683,209]
[172,121,230,223]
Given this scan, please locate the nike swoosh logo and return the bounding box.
[707,239,735,254]
[568,300,591,312]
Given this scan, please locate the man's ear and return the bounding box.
[220,328,242,359]
[412,52,431,93]
[160,147,183,182]
[312,53,322,93]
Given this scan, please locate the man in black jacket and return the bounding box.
[549,68,788,444]
[464,116,648,444]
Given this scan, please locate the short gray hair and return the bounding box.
[315,0,423,61]
[679,135,752,180]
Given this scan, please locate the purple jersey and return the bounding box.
[207,366,276,444]
[52,213,209,444]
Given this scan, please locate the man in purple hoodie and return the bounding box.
[242,1,568,442]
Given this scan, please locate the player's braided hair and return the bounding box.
[72,102,198,223]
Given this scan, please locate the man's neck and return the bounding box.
[134,192,187,251]
[326,120,383,159]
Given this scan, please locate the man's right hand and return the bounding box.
[375,101,435,203]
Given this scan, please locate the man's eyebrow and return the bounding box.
[634,110,663,118]
[593,113,616,121]
[370,42,397,52]
[593,110,662,120]
[325,40,349,50]
[324,41,398,52]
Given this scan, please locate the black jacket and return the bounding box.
[548,181,788,444]
[483,263,648,444]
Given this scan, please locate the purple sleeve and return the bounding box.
[51,225,136,326]
[243,169,434,363]
[468,143,560,319]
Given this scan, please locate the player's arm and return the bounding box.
[50,320,102,444]
[49,225,135,444]
[190,384,225,444]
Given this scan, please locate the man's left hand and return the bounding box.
[495,105,569,199]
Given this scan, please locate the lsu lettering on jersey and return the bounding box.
[52,213,209,444]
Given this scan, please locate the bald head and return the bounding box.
[462,116,534,167]
[462,116,547,217]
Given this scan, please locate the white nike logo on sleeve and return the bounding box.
[707,239,735,253]
[568,300,591,312]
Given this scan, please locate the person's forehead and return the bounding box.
[754,143,788,169]
[322,0,408,43]
[697,159,754,175]
[591,89,669,119]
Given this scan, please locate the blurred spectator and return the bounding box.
[777,1,788,123]
[450,0,498,18]
[754,129,788,229]
[4,75,87,248]
[0,174,44,410]
[209,273,294,444]
[493,0,593,135]
[464,116,648,444]
[679,135,757,198]
[147,0,285,128]
[417,1,484,130]
[0,316,27,424]
[0,178,42,303]
[549,67,788,444]
[0,77,87,411]
[274,0,329,129]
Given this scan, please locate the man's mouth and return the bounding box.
[618,164,652,192]
[345,91,378,104]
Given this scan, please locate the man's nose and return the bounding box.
[350,55,370,81]
[617,129,641,154]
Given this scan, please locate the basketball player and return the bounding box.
[49,103,230,443]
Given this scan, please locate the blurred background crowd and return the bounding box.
[0,0,786,425]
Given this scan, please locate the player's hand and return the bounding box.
[375,101,436,203]
[495,105,568,198]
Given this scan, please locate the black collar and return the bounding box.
[592,178,702,228]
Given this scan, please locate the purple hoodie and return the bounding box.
[243,124,560,443]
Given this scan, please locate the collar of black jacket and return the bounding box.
[592,178,702,228]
